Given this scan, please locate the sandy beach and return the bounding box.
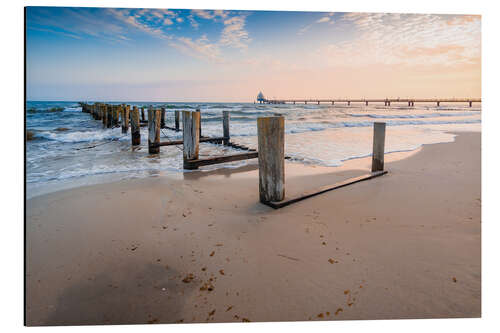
[25,132,481,325]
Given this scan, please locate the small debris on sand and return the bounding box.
[208,309,216,316]
[317,313,324,318]
[219,269,225,275]
[328,258,338,264]
[452,277,457,283]
[242,318,251,322]
[335,308,343,316]
[182,274,194,283]
[210,251,215,257]
[226,306,233,312]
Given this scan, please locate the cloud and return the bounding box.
[317,13,481,67]
[316,17,331,23]
[170,35,223,62]
[219,16,251,49]
[191,9,228,20]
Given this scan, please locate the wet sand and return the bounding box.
[25,132,481,325]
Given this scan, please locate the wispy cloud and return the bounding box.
[220,15,251,49]
[317,13,480,67]
[170,35,223,63]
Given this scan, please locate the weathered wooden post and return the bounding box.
[222,111,230,145]
[113,106,120,126]
[182,111,200,170]
[131,106,140,146]
[196,108,202,137]
[175,110,180,130]
[96,104,102,120]
[102,105,107,127]
[160,107,166,128]
[148,107,161,154]
[257,116,285,203]
[106,106,113,128]
[371,122,386,172]
[141,107,145,122]
[121,105,130,134]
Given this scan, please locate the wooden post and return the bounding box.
[371,122,386,172]
[102,105,107,127]
[257,116,285,203]
[131,106,140,146]
[96,104,102,120]
[141,107,145,122]
[222,111,230,145]
[121,105,130,134]
[148,108,161,154]
[113,106,120,126]
[175,110,180,130]
[182,111,200,170]
[196,108,202,137]
[160,107,166,128]
[106,106,112,128]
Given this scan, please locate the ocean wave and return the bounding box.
[348,111,481,119]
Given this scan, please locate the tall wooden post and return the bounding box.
[222,111,230,145]
[141,107,145,122]
[113,106,120,126]
[196,108,202,137]
[175,110,180,130]
[160,107,166,128]
[257,116,285,203]
[371,122,386,172]
[96,104,102,120]
[106,106,112,128]
[121,105,130,134]
[131,106,140,146]
[102,105,107,127]
[182,111,200,170]
[148,108,161,154]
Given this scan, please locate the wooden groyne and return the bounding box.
[79,102,389,208]
[262,98,481,107]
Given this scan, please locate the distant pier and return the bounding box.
[260,98,481,107]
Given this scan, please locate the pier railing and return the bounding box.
[261,98,481,107]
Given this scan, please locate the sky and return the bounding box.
[26,7,481,102]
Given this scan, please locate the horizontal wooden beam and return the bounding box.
[158,137,227,147]
[262,170,388,209]
[184,151,258,169]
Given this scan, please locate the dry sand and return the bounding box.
[25,132,481,326]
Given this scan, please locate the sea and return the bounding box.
[26,101,481,198]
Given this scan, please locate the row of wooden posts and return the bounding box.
[80,103,387,207]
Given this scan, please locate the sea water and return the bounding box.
[26,101,481,198]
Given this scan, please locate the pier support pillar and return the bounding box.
[332,101,334,105]
[131,106,140,146]
[175,110,180,131]
[223,111,230,146]
[160,107,165,128]
[366,101,369,106]
[257,116,285,203]
[348,101,351,106]
[141,107,145,122]
[102,105,107,127]
[317,101,320,105]
[371,122,386,172]
[437,101,440,107]
[469,101,472,107]
[183,111,200,170]
[148,107,161,154]
[305,101,307,104]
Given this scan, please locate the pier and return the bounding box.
[260,97,481,107]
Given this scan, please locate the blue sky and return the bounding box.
[26,7,481,101]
